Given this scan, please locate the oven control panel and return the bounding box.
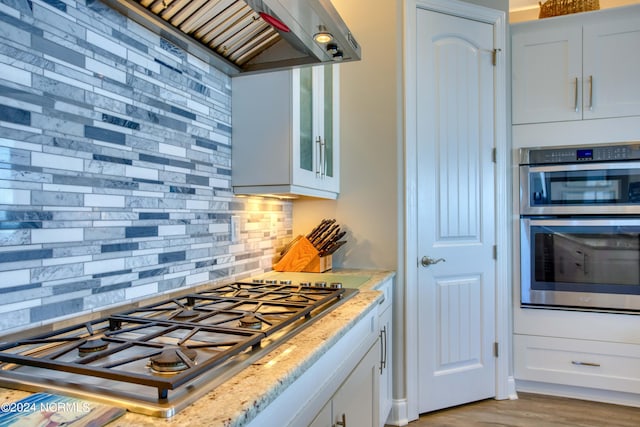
[521,142,640,164]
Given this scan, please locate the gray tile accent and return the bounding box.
[32,36,85,68]
[0,0,293,334]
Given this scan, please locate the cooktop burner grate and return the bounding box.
[0,281,356,414]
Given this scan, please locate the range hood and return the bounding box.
[103,0,361,75]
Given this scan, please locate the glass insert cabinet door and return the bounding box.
[299,66,314,174]
[293,64,339,194]
[323,64,334,180]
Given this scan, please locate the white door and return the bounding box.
[416,8,496,414]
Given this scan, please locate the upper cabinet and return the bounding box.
[512,6,640,125]
[232,64,340,199]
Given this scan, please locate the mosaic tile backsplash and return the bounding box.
[0,0,292,334]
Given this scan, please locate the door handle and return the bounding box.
[421,256,446,267]
[588,75,593,111]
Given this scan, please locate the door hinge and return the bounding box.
[492,147,497,163]
[492,48,501,66]
[492,245,497,260]
[493,342,499,358]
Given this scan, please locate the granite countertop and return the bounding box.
[0,269,395,427]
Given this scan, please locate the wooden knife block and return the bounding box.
[274,237,332,272]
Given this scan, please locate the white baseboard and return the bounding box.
[385,398,409,426]
[516,379,640,408]
[507,376,518,400]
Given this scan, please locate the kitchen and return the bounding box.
[0,0,639,426]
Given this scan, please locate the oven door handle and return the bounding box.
[522,161,640,173]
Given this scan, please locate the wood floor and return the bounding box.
[407,393,640,427]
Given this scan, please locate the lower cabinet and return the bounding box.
[514,334,640,394]
[245,305,379,427]
[309,341,379,427]
[376,279,393,426]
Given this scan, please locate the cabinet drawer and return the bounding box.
[375,278,393,313]
[514,335,640,394]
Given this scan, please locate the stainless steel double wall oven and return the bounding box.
[519,142,640,313]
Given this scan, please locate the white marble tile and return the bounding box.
[208,223,228,233]
[32,228,84,244]
[186,271,209,285]
[87,30,127,58]
[186,199,209,210]
[0,189,31,205]
[43,69,93,91]
[124,254,156,269]
[0,138,42,152]
[0,1,20,18]
[125,165,158,180]
[42,255,92,267]
[0,269,30,287]
[209,177,229,188]
[159,142,186,157]
[0,62,30,86]
[127,50,160,73]
[0,298,41,314]
[125,282,158,300]
[85,194,125,208]
[32,152,83,172]
[84,258,125,275]
[186,98,209,115]
[86,57,127,84]
[42,183,93,193]
[158,225,186,236]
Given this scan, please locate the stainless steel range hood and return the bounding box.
[102,0,361,75]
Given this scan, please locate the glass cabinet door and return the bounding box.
[323,64,334,179]
[292,64,339,195]
[299,66,314,174]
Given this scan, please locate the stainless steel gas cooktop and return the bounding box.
[0,280,356,417]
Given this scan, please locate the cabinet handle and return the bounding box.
[320,137,326,179]
[572,360,601,367]
[334,413,346,427]
[574,77,579,113]
[315,136,322,177]
[379,325,387,374]
[588,75,593,111]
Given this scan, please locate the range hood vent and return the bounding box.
[103,0,361,75]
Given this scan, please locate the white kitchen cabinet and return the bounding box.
[245,303,379,427]
[513,290,640,405]
[308,401,331,427]
[232,64,340,199]
[309,341,379,427]
[512,5,640,125]
[514,335,640,395]
[376,279,393,427]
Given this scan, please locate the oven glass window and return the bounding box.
[529,224,640,294]
[528,168,640,207]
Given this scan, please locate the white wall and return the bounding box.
[292,0,508,421]
[292,0,402,272]
[510,0,640,23]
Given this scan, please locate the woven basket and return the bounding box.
[538,0,600,18]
